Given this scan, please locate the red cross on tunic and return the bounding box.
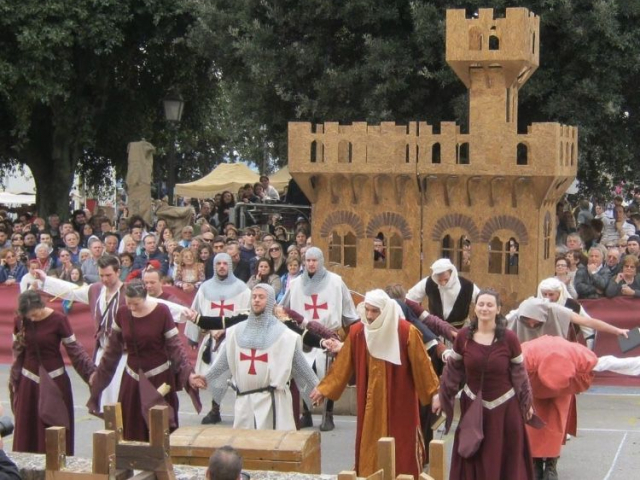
[211,300,234,316]
[304,294,328,320]
[240,349,268,375]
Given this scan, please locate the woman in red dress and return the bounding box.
[88,281,204,441]
[433,289,535,480]
[10,290,95,455]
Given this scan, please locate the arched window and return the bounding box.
[488,237,503,274]
[338,140,352,164]
[373,230,403,269]
[310,140,323,163]
[432,143,441,164]
[517,143,528,165]
[441,234,472,273]
[488,236,520,274]
[457,142,470,164]
[329,229,358,267]
[489,35,500,50]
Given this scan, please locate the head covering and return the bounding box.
[512,297,572,342]
[357,289,401,365]
[200,253,247,300]
[429,258,461,319]
[628,235,640,244]
[236,284,286,350]
[301,247,328,295]
[536,277,571,305]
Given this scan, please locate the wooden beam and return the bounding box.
[428,440,446,480]
[419,473,436,480]
[103,404,124,443]
[337,471,358,480]
[46,427,66,472]
[377,437,395,480]
[92,430,116,475]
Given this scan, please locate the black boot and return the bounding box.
[201,400,222,425]
[319,400,335,431]
[543,457,558,480]
[300,412,313,428]
[319,412,334,431]
[533,458,544,480]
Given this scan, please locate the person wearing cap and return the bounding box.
[185,252,251,425]
[310,289,439,478]
[406,258,480,330]
[280,247,359,431]
[205,284,318,430]
[625,234,640,257]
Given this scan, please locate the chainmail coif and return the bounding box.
[301,247,329,296]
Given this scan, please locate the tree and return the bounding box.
[191,0,640,194]
[0,0,222,218]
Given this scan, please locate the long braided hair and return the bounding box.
[467,288,508,341]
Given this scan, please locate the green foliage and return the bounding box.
[0,0,222,216]
[191,0,640,194]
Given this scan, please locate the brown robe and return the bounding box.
[317,320,439,478]
[10,311,95,454]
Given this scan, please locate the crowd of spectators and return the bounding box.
[555,187,640,300]
[0,174,312,304]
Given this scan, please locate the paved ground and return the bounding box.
[1,365,639,479]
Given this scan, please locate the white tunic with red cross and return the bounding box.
[225,324,300,430]
[185,286,251,374]
[287,272,347,375]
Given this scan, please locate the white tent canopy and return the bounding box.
[175,163,260,199]
[175,163,292,199]
[0,192,36,205]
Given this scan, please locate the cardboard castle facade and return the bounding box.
[288,8,577,305]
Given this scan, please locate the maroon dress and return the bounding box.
[441,328,534,480]
[10,311,95,455]
[88,303,198,441]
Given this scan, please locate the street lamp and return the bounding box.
[163,92,184,205]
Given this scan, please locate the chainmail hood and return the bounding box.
[301,247,329,296]
[236,284,286,350]
[200,252,248,300]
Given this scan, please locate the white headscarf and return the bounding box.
[536,277,570,305]
[430,258,460,319]
[358,289,401,365]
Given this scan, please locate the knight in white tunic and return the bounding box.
[185,252,251,424]
[280,247,358,431]
[205,284,318,430]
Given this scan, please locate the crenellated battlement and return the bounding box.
[289,120,577,174]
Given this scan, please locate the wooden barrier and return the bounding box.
[169,425,321,473]
[103,404,175,480]
[337,437,445,480]
[45,427,130,480]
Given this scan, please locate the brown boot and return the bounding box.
[543,457,558,480]
[533,458,544,480]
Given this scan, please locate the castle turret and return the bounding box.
[288,8,576,307]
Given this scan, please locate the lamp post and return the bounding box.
[163,92,184,205]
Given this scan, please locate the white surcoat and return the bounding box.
[226,325,300,430]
